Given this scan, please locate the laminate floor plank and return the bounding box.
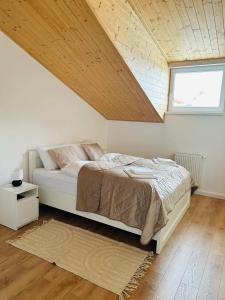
[174,283,199,300]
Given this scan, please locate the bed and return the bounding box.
[28,150,191,254]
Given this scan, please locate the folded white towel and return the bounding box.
[128,167,154,175]
[157,157,174,163]
[124,167,158,179]
[153,157,178,167]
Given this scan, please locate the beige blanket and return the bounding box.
[77,154,191,245]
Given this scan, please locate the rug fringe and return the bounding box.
[119,252,154,300]
[6,219,50,244]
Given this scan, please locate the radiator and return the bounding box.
[174,152,204,185]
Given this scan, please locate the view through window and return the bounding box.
[169,64,225,114]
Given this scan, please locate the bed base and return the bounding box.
[28,150,191,254]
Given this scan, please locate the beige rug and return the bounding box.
[7,219,153,299]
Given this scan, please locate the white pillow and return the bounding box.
[72,144,89,161]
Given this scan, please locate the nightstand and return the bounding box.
[0,182,39,230]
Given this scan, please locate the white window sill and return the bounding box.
[165,111,225,116]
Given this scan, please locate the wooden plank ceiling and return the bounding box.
[87,0,169,118]
[129,0,225,62]
[0,0,162,122]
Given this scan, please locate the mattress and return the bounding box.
[33,168,77,195]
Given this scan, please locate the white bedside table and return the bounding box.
[0,182,39,230]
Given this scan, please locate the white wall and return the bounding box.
[0,32,107,184]
[108,114,225,199]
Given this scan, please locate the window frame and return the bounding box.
[168,64,225,115]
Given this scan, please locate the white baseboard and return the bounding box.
[195,189,225,200]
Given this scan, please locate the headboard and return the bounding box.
[28,150,43,183]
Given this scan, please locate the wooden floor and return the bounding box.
[0,195,225,300]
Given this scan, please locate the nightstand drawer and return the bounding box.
[17,196,39,228]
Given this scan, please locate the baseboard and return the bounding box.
[195,189,225,200]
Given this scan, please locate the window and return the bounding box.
[169,64,225,114]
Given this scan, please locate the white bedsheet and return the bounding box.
[33,168,77,195]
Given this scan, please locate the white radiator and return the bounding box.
[174,152,204,185]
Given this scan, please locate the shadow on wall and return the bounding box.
[22,152,29,182]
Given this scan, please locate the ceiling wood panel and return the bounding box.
[87,0,169,118]
[0,0,162,122]
[129,0,225,62]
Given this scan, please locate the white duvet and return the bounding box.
[61,153,121,177]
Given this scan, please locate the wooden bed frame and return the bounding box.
[28,150,191,254]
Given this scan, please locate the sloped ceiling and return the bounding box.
[0,0,163,123]
[129,0,225,62]
[87,0,169,118]
[1,1,221,123]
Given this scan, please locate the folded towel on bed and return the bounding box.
[124,167,158,179]
[153,157,178,167]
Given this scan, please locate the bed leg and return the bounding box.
[155,238,162,254]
